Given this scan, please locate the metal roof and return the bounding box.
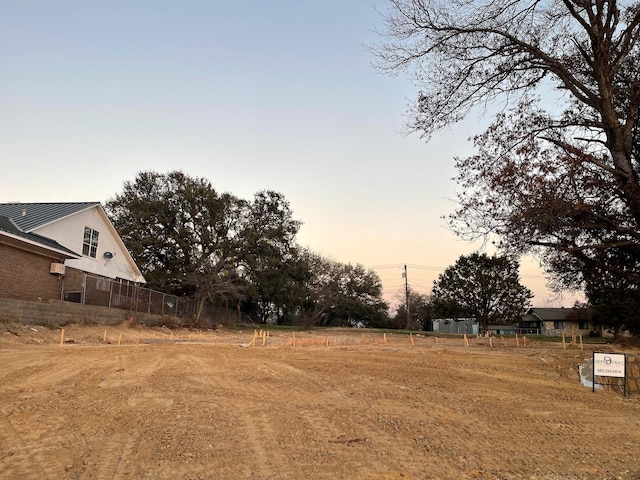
[0,215,80,257]
[0,215,19,233]
[0,202,100,232]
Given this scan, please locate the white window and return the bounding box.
[83,227,99,258]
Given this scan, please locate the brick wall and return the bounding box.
[0,297,176,328]
[0,244,65,302]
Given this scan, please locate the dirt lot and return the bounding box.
[1,324,639,480]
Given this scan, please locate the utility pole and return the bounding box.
[404,264,410,330]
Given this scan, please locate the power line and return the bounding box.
[368,263,548,280]
[408,282,432,291]
[367,264,406,269]
[368,263,442,271]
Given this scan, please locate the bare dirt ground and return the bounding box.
[1,323,639,480]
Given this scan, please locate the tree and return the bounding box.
[373,1,640,324]
[300,252,389,328]
[393,291,434,330]
[584,251,640,334]
[329,262,389,327]
[430,297,470,324]
[106,172,307,326]
[432,253,533,334]
[236,190,304,324]
[105,171,241,298]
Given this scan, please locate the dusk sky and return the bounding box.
[0,1,583,308]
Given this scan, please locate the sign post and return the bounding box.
[592,352,627,396]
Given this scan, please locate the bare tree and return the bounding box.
[373,1,640,301]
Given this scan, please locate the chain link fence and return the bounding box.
[62,273,250,326]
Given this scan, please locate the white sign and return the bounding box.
[593,352,626,378]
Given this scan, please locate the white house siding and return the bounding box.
[32,206,143,283]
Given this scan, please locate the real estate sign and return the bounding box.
[592,352,627,395]
[593,352,626,377]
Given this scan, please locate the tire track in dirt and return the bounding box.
[311,353,460,478]
[0,346,156,480]
[0,408,53,480]
[203,352,339,478]
[80,345,254,479]
[76,432,139,480]
[232,351,414,478]
[214,354,300,478]
[6,352,105,391]
[0,348,104,480]
[73,348,174,479]
[0,401,85,480]
[97,347,169,389]
[235,409,282,479]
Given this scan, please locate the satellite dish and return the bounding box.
[103,251,114,259]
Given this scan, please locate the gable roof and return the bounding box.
[0,202,145,283]
[525,307,589,321]
[0,202,100,232]
[0,215,80,258]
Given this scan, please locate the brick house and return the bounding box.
[520,307,594,336]
[0,202,144,302]
[0,215,80,301]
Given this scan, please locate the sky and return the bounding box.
[0,1,583,309]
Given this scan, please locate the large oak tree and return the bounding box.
[105,170,240,297]
[105,171,303,324]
